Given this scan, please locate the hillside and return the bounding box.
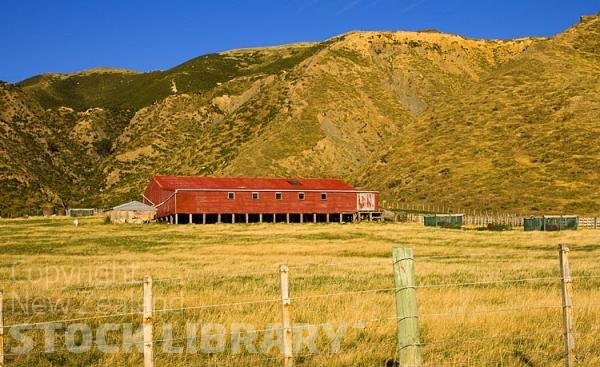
[1,15,599,216]
[362,15,600,213]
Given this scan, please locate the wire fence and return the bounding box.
[381,202,600,230]
[1,251,599,366]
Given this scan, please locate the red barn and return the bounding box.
[142,176,380,224]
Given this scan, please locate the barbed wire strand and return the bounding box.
[153,297,281,315]
[417,276,561,288]
[4,310,143,329]
[3,268,598,293]
[573,303,600,309]
[573,325,600,334]
[4,277,581,324]
[572,275,600,280]
[0,277,150,292]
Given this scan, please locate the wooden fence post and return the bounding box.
[392,247,422,367]
[143,276,154,367]
[559,245,575,367]
[279,265,293,367]
[0,290,4,367]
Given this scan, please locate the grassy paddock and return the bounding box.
[0,217,599,366]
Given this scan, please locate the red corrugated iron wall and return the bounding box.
[174,190,358,214]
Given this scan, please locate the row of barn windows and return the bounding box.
[227,192,327,201]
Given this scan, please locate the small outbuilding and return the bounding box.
[108,201,156,224]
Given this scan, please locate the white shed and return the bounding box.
[108,201,156,224]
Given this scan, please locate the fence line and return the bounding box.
[156,298,280,316]
[287,259,392,269]
[392,213,527,227]
[384,204,600,230]
[1,257,599,366]
[291,287,396,301]
[4,310,143,329]
[8,255,592,293]
[421,329,563,347]
[0,290,3,367]
[417,276,561,288]
[0,278,155,293]
[575,325,600,333]
[0,261,389,292]
[0,266,571,297]
[577,216,599,229]
[5,274,599,328]
[573,304,600,309]
[572,275,600,280]
[420,305,562,318]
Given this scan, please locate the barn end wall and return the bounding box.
[143,178,174,217]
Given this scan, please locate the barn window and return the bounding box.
[252,192,259,200]
[227,192,235,200]
[275,192,282,200]
[321,193,327,200]
[298,192,305,200]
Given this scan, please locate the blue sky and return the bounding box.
[1,0,598,83]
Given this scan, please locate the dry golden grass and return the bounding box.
[0,217,599,366]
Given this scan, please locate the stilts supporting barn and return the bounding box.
[142,176,381,224]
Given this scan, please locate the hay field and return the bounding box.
[0,217,599,366]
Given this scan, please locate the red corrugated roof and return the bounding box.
[152,176,357,191]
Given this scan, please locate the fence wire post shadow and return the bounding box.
[559,244,575,367]
[279,264,294,367]
[392,247,423,367]
[1,289,4,367]
[143,276,154,367]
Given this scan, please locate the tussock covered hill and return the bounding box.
[363,15,600,213]
[1,15,599,216]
